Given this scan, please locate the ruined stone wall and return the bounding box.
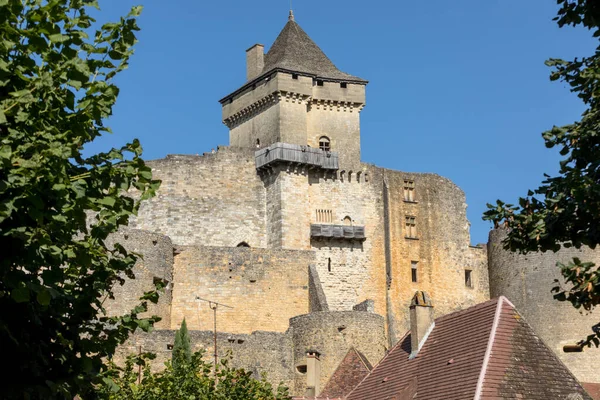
[117,329,294,390]
[170,245,315,334]
[488,229,599,384]
[104,228,173,329]
[289,311,386,396]
[131,148,267,248]
[383,169,490,343]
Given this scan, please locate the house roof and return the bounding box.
[583,383,600,400]
[346,297,593,400]
[259,13,366,84]
[319,348,373,399]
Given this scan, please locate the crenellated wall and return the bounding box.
[488,228,600,384]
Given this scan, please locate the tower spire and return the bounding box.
[289,9,294,21]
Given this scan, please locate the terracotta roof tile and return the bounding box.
[481,300,593,399]
[346,297,594,400]
[583,383,600,400]
[320,348,372,398]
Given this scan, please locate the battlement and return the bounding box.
[255,142,339,171]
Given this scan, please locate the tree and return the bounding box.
[483,0,600,347]
[172,318,192,370]
[0,1,162,398]
[97,350,292,400]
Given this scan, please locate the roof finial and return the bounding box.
[289,0,294,21]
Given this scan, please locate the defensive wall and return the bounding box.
[103,228,173,329]
[117,309,386,397]
[488,228,600,383]
[126,146,489,346]
[169,245,315,333]
[130,147,266,248]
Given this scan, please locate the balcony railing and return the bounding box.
[310,224,366,240]
[255,142,339,171]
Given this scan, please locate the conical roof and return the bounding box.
[261,14,366,83]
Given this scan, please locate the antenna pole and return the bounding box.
[195,297,233,382]
[211,302,218,380]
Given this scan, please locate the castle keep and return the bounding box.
[110,13,598,396]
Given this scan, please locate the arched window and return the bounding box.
[343,216,352,226]
[319,136,330,151]
[237,242,250,248]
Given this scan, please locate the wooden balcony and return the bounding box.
[255,142,339,171]
[310,224,366,240]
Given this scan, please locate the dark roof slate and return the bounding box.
[320,348,372,399]
[261,18,366,83]
[346,297,594,400]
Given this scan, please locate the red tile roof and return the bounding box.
[583,383,600,400]
[346,297,593,400]
[320,348,372,398]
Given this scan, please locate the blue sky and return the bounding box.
[88,1,596,245]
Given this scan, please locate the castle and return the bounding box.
[109,12,598,396]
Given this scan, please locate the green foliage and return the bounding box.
[172,318,192,370]
[97,350,291,400]
[483,0,600,347]
[0,0,162,398]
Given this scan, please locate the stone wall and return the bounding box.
[382,169,490,342]
[289,311,387,396]
[131,148,267,248]
[104,228,173,329]
[117,329,294,390]
[307,165,385,313]
[488,228,600,384]
[169,245,315,334]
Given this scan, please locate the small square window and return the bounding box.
[340,82,347,88]
[411,261,418,283]
[465,269,473,288]
[292,73,299,80]
[317,80,324,86]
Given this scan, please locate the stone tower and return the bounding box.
[220,11,367,171]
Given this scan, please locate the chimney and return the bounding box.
[305,351,321,397]
[246,44,264,81]
[409,291,435,359]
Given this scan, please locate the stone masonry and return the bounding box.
[110,12,598,397]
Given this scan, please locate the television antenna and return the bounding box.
[196,296,233,380]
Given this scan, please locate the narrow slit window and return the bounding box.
[411,261,418,283]
[403,180,415,202]
[405,216,417,239]
[328,258,332,272]
[465,269,473,288]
